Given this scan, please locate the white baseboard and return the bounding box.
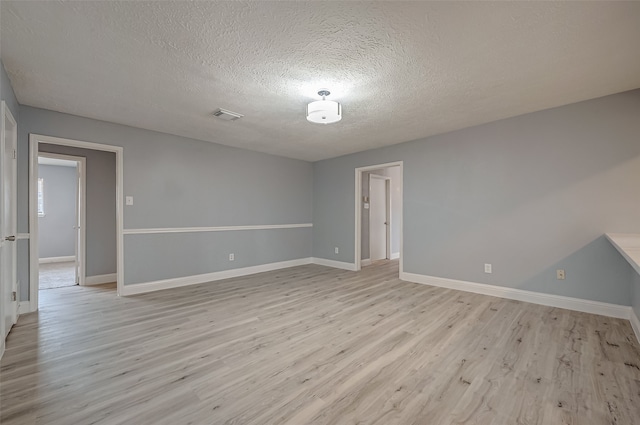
[400,272,631,320]
[39,256,75,264]
[85,273,117,285]
[362,256,398,266]
[630,308,640,345]
[311,257,357,271]
[121,258,313,296]
[18,301,36,314]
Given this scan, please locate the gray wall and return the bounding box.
[1,61,19,122]
[38,145,116,277]
[314,90,640,306]
[17,106,313,295]
[38,164,77,259]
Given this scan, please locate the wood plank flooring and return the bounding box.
[38,261,76,290]
[1,261,639,424]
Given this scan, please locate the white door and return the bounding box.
[74,160,84,285]
[369,175,388,261]
[1,102,18,340]
[74,171,81,284]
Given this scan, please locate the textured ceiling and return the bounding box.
[2,1,640,161]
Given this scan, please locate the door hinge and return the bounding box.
[12,291,17,302]
[13,149,17,159]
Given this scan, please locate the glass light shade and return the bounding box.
[307,100,342,124]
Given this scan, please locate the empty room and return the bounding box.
[1,2,640,424]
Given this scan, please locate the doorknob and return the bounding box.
[5,235,16,242]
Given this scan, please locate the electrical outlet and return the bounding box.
[229,253,234,261]
[556,269,565,280]
[484,263,492,274]
[334,247,339,254]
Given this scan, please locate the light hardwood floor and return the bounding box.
[39,261,77,290]
[1,261,639,424]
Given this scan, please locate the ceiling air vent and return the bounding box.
[212,108,244,121]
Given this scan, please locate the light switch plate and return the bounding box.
[125,196,134,206]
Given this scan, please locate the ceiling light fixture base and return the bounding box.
[307,89,342,124]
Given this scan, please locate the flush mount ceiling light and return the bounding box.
[306,90,342,124]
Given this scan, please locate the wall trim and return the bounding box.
[16,233,30,240]
[630,308,640,346]
[85,273,117,286]
[390,252,400,260]
[311,257,357,271]
[123,223,313,235]
[121,258,313,296]
[400,271,631,320]
[39,255,75,264]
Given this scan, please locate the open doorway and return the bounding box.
[354,161,403,273]
[28,134,124,311]
[37,153,85,290]
[367,173,391,264]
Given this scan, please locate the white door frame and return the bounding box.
[37,152,87,286]
[29,134,124,311]
[1,101,18,356]
[368,173,391,261]
[354,161,403,273]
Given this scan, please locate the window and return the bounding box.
[37,178,45,216]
